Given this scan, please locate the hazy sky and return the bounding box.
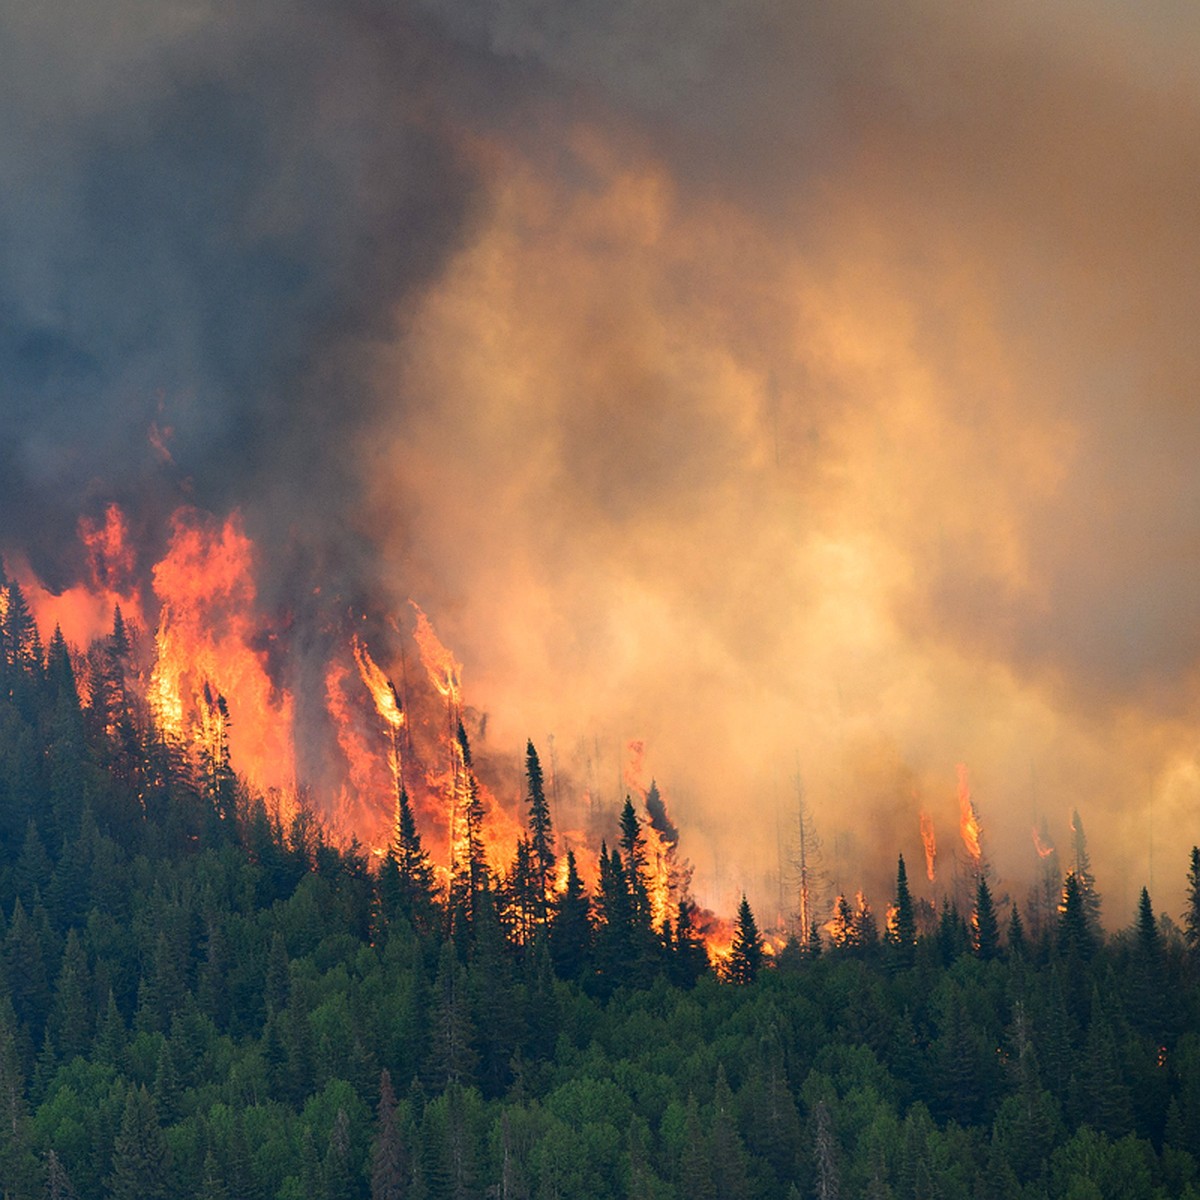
[4,0,1200,923]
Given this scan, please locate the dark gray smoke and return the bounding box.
[0,0,478,601]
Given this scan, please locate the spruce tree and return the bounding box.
[1007,902,1026,956]
[710,1066,752,1200]
[1131,886,1167,1040]
[891,853,916,966]
[1070,809,1102,933]
[973,875,1000,961]
[525,740,555,923]
[426,940,476,1091]
[549,849,591,980]
[726,895,763,985]
[619,797,652,930]
[1058,870,1095,961]
[108,1085,171,1200]
[393,786,437,930]
[1184,846,1200,968]
[671,899,711,987]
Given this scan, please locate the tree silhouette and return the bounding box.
[726,895,763,984]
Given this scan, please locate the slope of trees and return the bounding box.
[2,590,1200,1198]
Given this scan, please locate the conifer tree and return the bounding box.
[812,1099,840,1200]
[1028,816,1061,947]
[671,898,711,987]
[197,1150,229,1200]
[973,875,1000,961]
[1058,870,1095,962]
[47,1148,78,1200]
[710,1066,751,1200]
[677,1093,715,1200]
[726,895,763,985]
[51,928,93,1061]
[594,843,632,991]
[109,1085,171,1200]
[1131,886,1167,1040]
[890,853,916,966]
[426,940,476,1091]
[0,1010,38,1198]
[851,893,879,954]
[1072,987,1134,1137]
[1070,809,1102,933]
[619,797,653,930]
[392,786,437,929]
[448,722,487,933]
[549,849,591,980]
[1184,846,1200,968]
[525,740,555,923]
[371,1070,407,1200]
[1007,902,1026,956]
[323,1107,354,1200]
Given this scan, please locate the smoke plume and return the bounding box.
[4,0,1200,924]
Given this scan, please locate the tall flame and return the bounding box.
[325,659,393,847]
[410,600,462,709]
[919,809,937,882]
[148,509,296,815]
[957,762,982,870]
[353,636,404,731]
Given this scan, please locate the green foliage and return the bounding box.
[0,646,1195,1197]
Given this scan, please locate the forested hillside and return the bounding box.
[3,584,1200,1200]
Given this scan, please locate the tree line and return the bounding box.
[3,578,1200,1198]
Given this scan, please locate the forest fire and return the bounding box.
[147,509,297,810]
[16,504,144,649]
[919,809,938,882]
[3,497,1111,956]
[1033,826,1056,859]
[957,763,983,872]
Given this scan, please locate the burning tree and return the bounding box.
[1070,809,1102,935]
[790,777,828,948]
[525,740,555,926]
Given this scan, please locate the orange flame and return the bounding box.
[919,809,937,882]
[19,504,144,646]
[957,763,982,869]
[1032,826,1055,858]
[148,509,295,817]
[352,637,405,731]
[410,600,462,708]
[324,658,393,850]
[642,819,675,931]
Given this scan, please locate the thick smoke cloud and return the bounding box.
[5,0,1200,924]
[0,0,476,595]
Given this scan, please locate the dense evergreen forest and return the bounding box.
[3,578,1200,1200]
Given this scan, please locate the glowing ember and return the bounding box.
[957,763,982,869]
[919,809,937,882]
